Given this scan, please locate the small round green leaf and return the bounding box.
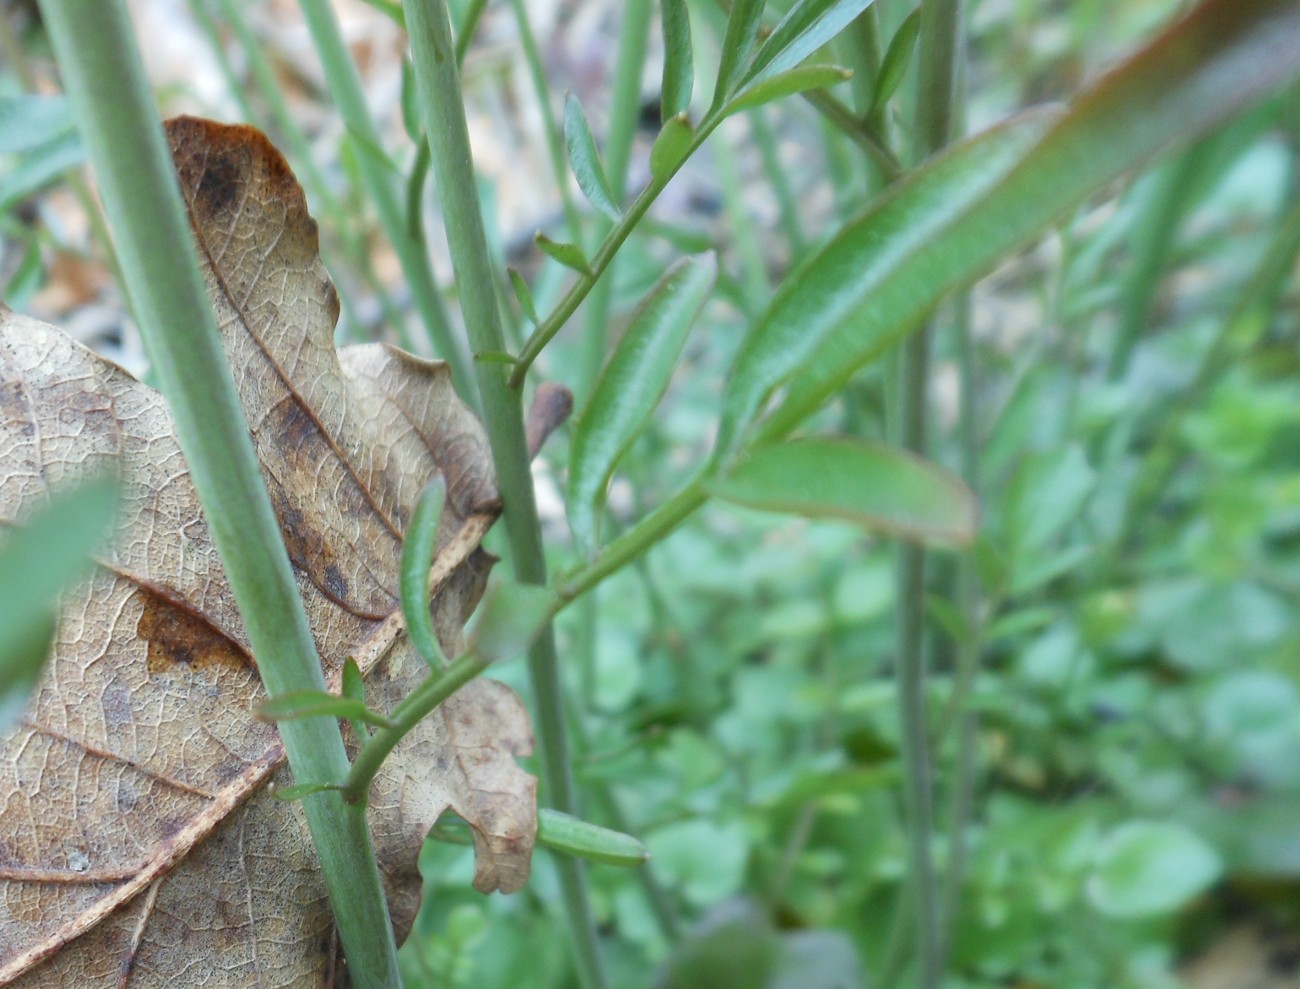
[1086,821,1221,917]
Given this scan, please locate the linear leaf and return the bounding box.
[0,130,84,214]
[870,7,921,114]
[535,232,593,275]
[743,0,877,88]
[726,64,852,114]
[0,94,76,153]
[537,810,649,867]
[568,254,717,553]
[712,0,766,106]
[758,0,1300,444]
[564,94,622,220]
[715,109,1056,458]
[509,267,540,326]
[706,437,977,545]
[661,0,695,120]
[399,480,446,669]
[256,690,399,730]
[0,478,117,732]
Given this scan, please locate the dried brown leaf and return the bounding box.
[0,117,536,988]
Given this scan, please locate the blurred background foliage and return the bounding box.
[3,0,1299,987]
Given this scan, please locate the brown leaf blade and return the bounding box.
[0,117,535,987]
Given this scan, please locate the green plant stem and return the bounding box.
[508,115,722,387]
[508,0,583,241]
[803,87,902,179]
[0,12,126,316]
[716,118,770,314]
[751,106,809,254]
[1109,196,1300,565]
[575,0,652,399]
[1107,136,1217,380]
[558,480,708,606]
[939,292,980,968]
[296,0,473,397]
[892,4,965,988]
[344,652,490,802]
[190,0,397,343]
[454,0,489,64]
[36,3,401,986]
[401,3,607,988]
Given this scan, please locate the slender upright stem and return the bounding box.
[37,3,401,986]
[576,0,652,398]
[894,3,965,988]
[508,117,719,387]
[508,0,583,240]
[296,0,474,400]
[401,3,607,987]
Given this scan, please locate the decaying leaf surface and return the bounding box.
[0,116,537,987]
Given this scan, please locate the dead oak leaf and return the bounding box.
[0,116,536,988]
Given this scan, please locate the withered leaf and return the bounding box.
[0,116,537,988]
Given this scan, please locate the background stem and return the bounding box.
[401,2,608,987]
[296,0,474,400]
[893,2,965,987]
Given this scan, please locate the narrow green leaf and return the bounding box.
[744,0,877,88]
[400,56,422,142]
[535,232,592,275]
[564,94,622,221]
[271,781,347,802]
[340,656,370,741]
[473,350,519,365]
[342,656,366,704]
[725,64,852,114]
[508,267,540,326]
[870,7,920,115]
[0,94,76,153]
[466,581,557,664]
[649,113,696,182]
[568,253,717,553]
[0,130,84,214]
[405,139,430,241]
[399,480,446,669]
[661,0,695,120]
[256,690,399,730]
[712,0,766,106]
[0,478,117,732]
[705,438,978,545]
[430,809,649,867]
[716,110,1057,459]
[743,0,1300,450]
[537,809,649,867]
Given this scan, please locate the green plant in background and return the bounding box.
[4,0,1300,987]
